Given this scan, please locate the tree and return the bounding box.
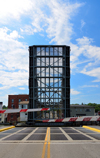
[2,105,8,109]
[87,103,100,112]
[88,103,97,106]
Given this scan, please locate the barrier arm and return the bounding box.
[0,108,50,114]
[42,116,100,122]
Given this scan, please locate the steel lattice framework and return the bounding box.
[28,45,70,121]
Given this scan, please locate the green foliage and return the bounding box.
[87,103,100,112]
[88,103,97,106]
[2,105,8,109]
[72,103,79,105]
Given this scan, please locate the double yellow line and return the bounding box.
[41,127,50,158]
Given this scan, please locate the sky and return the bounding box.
[0,0,100,106]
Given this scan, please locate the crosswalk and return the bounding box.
[0,126,100,143]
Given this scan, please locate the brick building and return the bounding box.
[7,94,29,122]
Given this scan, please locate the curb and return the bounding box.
[0,126,15,132]
[83,126,100,133]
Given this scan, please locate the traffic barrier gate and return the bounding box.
[0,108,50,113]
[42,116,100,122]
[0,109,100,123]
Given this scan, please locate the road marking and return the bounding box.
[83,126,100,133]
[0,126,15,132]
[71,127,97,141]
[45,128,48,142]
[41,142,47,158]
[21,127,38,142]
[47,142,50,158]
[41,127,48,158]
[0,127,27,142]
[41,127,50,158]
[60,127,73,141]
[47,127,50,158]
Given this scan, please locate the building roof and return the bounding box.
[19,101,29,105]
[9,94,29,96]
[29,45,70,48]
[70,104,94,108]
[18,102,94,107]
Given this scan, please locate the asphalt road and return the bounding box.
[0,126,100,158]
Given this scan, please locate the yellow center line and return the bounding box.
[41,127,49,158]
[41,142,47,158]
[47,127,50,158]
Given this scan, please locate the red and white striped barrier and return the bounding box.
[42,116,100,122]
[0,108,50,114]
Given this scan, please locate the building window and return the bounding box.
[0,114,1,116]
[12,99,14,103]
[76,109,77,112]
[17,113,19,118]
[22,105,23,109]
[80,109,82,112]
[0,118,1,121]
[19,99,21,102]
[25,113,28,118]
[11,114,13,118]
[25,99,27,101]
[24,105,27,109]
[85,109,91,112]
[11,104,15,109]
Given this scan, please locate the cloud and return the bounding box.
[15,0,83,44]
[0,27,28,89]
[0,95,8,106]
[81,67,100,82]
[0,86,9,90]
[74,36,100,81]
[0,0,33,23]
[20,25,37,35]
[19,87,26,90]
[76,36,93,46]
[81,20,85,29]
[81,85,99,88]
[10,30,23,39]
[0,1,85,52]
[76,36,100,62]
[71,89,80,95]
[0,0,100,106]
[45,1,84,44]
[70,36,100,82]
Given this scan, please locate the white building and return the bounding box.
[0,102,7,123]
[19,101,28,121]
